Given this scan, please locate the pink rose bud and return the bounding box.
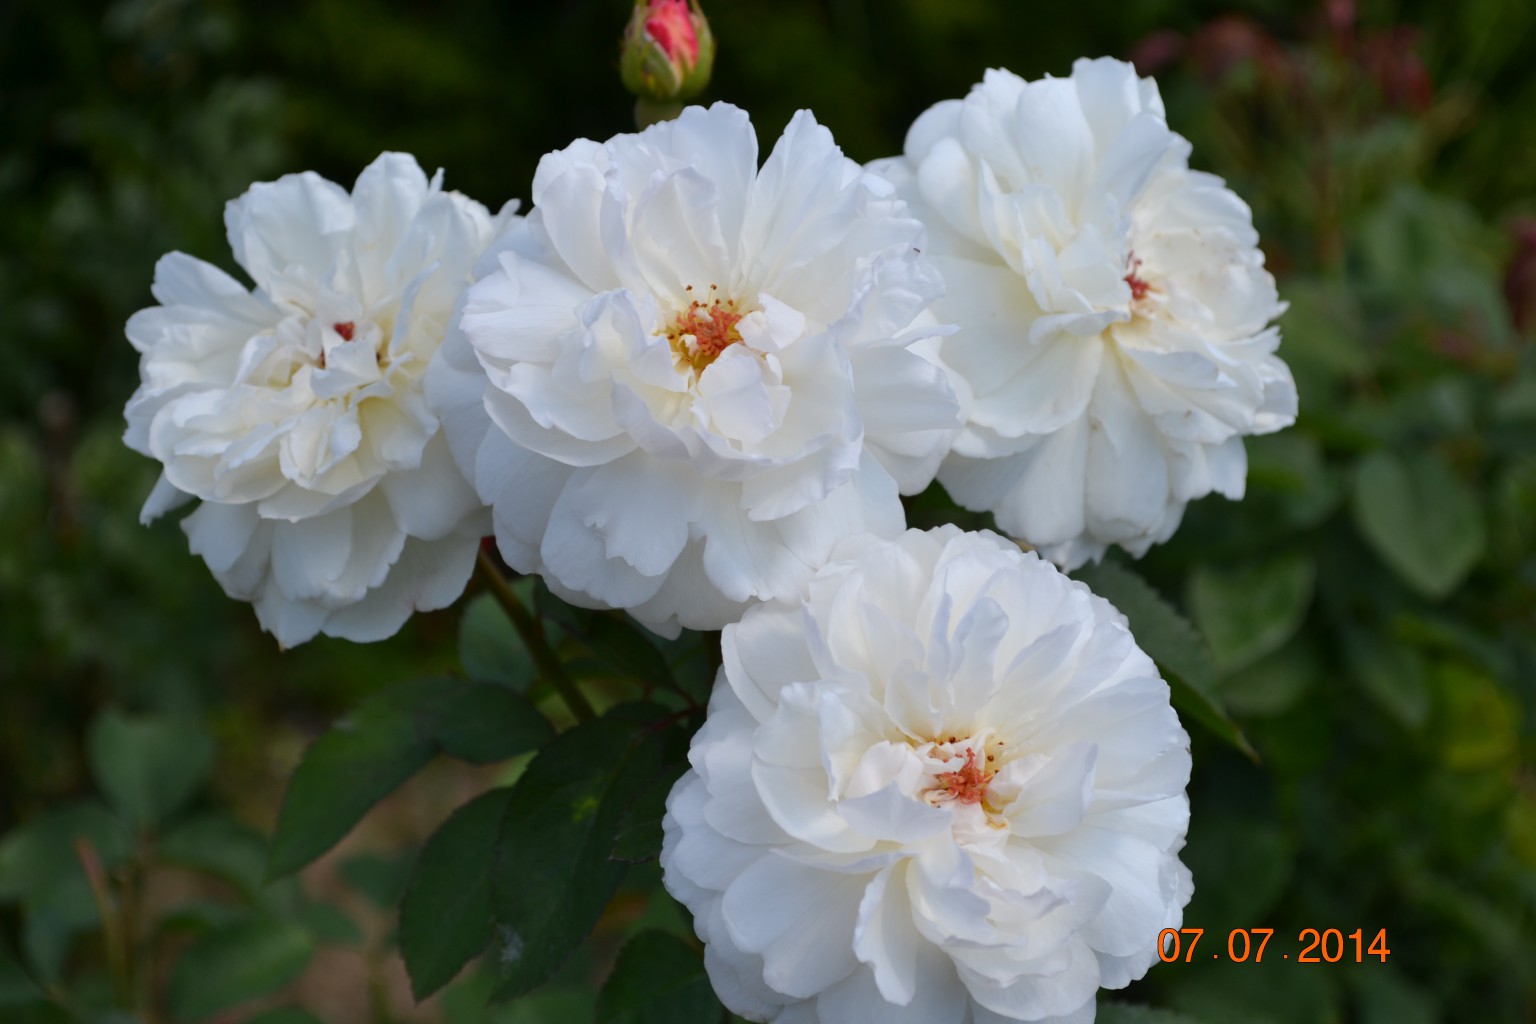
[620,0,715,107]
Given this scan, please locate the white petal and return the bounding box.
[720,854,864,999]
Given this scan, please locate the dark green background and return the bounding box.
[1,0,1533,1021]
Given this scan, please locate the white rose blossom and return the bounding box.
[428,102,961,637]
[872,58,1297,569]
[125,153,512,647]
[662,525,1193,1024]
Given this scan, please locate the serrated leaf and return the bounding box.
[1072,561,1256,761]
[268,678,552,878]
[597,931,720,1024]
[167,918,314,1021]
[400,788,515,1001]
[1189,553,1315,675]
[490,706,668,1001]
[87,710,214,830]
[1352,450,1486,598]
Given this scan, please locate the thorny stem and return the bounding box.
[476,549,596,723]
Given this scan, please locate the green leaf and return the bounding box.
[597,931,719,1024]
[534,581,675,689]
[400,788,516,1001]
[458,592,536,692]
[167,918,315,1021]
[0,941,45,1008]
[0,802,132,903]
[157,901,250,936]
[612,764,687,863]
[295,902,362,947]
[159,815,268,898]
[1072,561,1256,761]
[1097,1005,1210,1024]
[1352,451,1486,598]
[490,705,668,1001]
[340,852,414,910]
[86,710,215,830]
[1219,641,1320,718]
[1349,964,1438,1024]
[21,909,74,986]
[1343,629,1431,729]
[423,683,554,766]
[1183,816,1294,925]
[1188,553,1315,675]
[267,678,552,878]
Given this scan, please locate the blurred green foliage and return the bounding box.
[1,0,1534,1021]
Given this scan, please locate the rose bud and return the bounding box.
[620,0,715,122]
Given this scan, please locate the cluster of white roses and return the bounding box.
[125,58,1293,1024]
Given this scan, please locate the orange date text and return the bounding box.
[1157,928,1391,964]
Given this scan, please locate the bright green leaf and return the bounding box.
[86,710,215,830]
[597,931,719,1024]
[1352,451,1486,599]
[490,706,668,1001]
[1189,553,1315,675]
[401,788,516,1001]
[167,918,315,1021]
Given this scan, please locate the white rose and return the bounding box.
[872,59,1297,569]
[429,102,961,636]
[124,153,512,647]
[662,525,1192,1024]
